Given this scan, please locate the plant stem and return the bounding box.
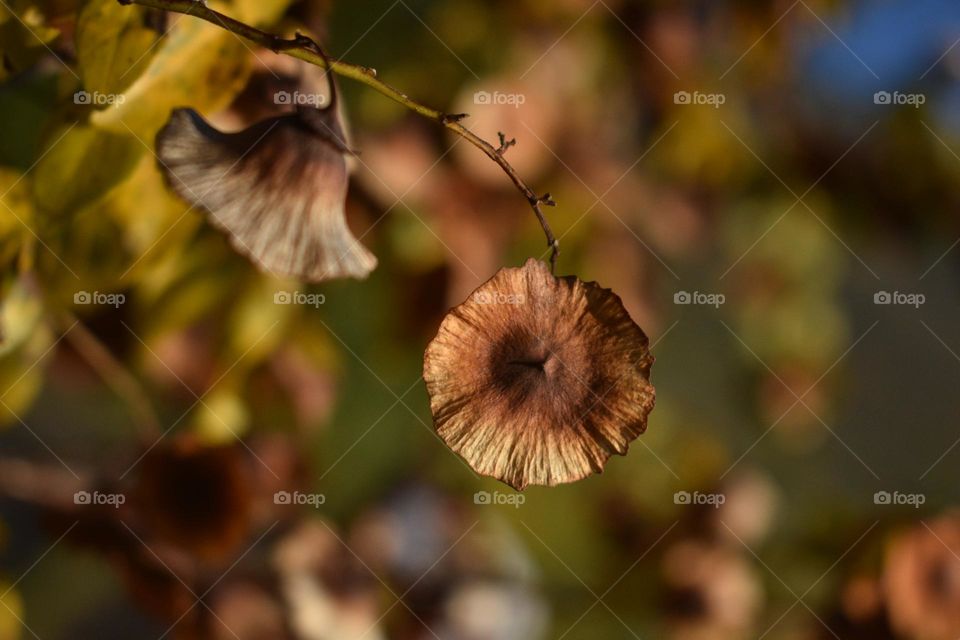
[118,0,560,271]
[0,458,89,508]
[63,315,162,443]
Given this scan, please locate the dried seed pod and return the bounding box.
[156,67,376,282]
[423,258,655,489]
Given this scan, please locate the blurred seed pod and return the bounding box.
[662,539,764,640]
[141,325,217,398]
[813,574,895,640]
[883,512,960,640]
[349,483,546,640]
[269,346,338,430]
[711,469,779,546]
[355,121,447,209]
[205,580,289,640]
[156,49,376,282]
[272,519,384,640]
[350,484,469,583]
[450,77,561,187]
[757,365,830,453]
[440,581,549,640]
[18,432,307,627]
[134,435,255,562]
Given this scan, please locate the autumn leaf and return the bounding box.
[31,123,143,217]
[75,0,164,97]
[90,14,251,138]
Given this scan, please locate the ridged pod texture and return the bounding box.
[424,259,655,490]
[156,107,376,282]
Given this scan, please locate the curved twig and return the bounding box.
[117,0,560,270]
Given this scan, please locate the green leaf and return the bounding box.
[75,0,164,97]
[31,123,143,217]
[0,1,62,80]
[0,169,32,266]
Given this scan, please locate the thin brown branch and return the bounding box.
[0,458,90,508]
[117,0,560,270]
[63,315,161,443]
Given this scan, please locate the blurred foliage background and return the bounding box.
[2,0,960,638]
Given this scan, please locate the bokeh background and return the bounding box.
[2,0,960,638]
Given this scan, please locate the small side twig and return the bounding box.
[63,315,161,444]
[117,0,560,270]
[496,132,517,155]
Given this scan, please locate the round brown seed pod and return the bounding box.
[423,258,655,489]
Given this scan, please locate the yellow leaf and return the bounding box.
[31,123,143,217]
[101,155,194,256]
[91,11,251,138]
[0,581,23,640]
[194,388,250,443]
[226,274,293,364]
[0,1,61,79]
[76,0,163,97]
[230,0,292,25]
[0,169,31,265]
